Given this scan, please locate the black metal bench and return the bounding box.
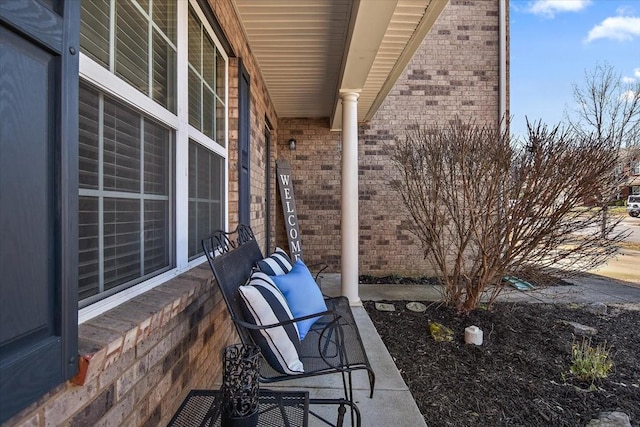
[202,225,375,427]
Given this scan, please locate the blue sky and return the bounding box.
[510,0,640,139]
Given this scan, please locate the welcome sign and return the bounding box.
[276,160,302,261]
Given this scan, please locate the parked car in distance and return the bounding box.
[628,195,640,217]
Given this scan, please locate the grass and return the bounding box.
[569,337,613,381]
[607,206,629,216]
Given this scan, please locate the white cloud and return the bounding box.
[623,76,636,84]
[635,68,640,79]
[621,90,637,101]
[526,0,591,18]
[616,6,636,17]
[586,16,640,42]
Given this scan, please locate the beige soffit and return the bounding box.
[233,0,446,131]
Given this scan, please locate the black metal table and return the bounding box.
[168,389,309,427]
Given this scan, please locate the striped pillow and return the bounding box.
[257,247,293,276]
[238,271,304,375]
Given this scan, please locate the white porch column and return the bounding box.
[340,91,360,305]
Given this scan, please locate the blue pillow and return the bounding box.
[257,247,293,276]
[272,259,327,340]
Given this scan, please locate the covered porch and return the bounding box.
[232,0,449,305]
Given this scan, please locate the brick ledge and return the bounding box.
[71,264,214,386]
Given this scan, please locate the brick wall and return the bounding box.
[275,119,343,269]
[210,1,279,250]
[277,0,505,276]
[4,265,237,426]
[358,0,505,275]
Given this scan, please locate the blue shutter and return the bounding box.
[0,0,79,422]
[239,62,251,225]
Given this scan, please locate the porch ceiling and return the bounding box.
[232,0,446,130]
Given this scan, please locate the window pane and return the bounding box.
[203,33,215,85]
[80,0,109,67]
[152,29,176,112]
[196,201,211,253]
[115,0,148,95]
[188,9,201,74]
[188,201,197,256]
[210,200,221,234]
[188,68,201,130]
[203,87,214,139]
[216,97,225,146]
[216,50,225,99]
[144,199,169,274]
[153,0,176,44]
[78,196,99,300]
[196,148,210,199]
[188,140,223,259]
[79,85,100,189]
[103,98,141,192]
[104,198,141,291]
[188,143,197,198]
[202,33,215,135]
[144,120,170,195]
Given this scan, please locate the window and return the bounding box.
[631,160,640,176]
[78,84,173,305]
[186,5,227,259]
[79,0,228,309]
[188,6,226,144]
[633,186,640,195]
[81,0,177,112]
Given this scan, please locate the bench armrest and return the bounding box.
[230,309,341,331]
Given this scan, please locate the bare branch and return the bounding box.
[390,118,626,313]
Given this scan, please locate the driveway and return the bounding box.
[589,215,640,285]
[589,248,640,285]
[617,215,640,244]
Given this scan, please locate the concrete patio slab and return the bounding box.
[266,305,426,426]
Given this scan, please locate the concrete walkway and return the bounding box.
[267,304,423,427]
[274,272,640,426]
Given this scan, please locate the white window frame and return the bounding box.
[631,160,640,176]
[79,0,228,323]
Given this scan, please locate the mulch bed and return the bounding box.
[359,273,574,287]
[364,301,640,426]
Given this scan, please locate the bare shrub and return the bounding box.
[391,119,627,313]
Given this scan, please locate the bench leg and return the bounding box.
[309,399,361,427]
[337,404,345,427]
